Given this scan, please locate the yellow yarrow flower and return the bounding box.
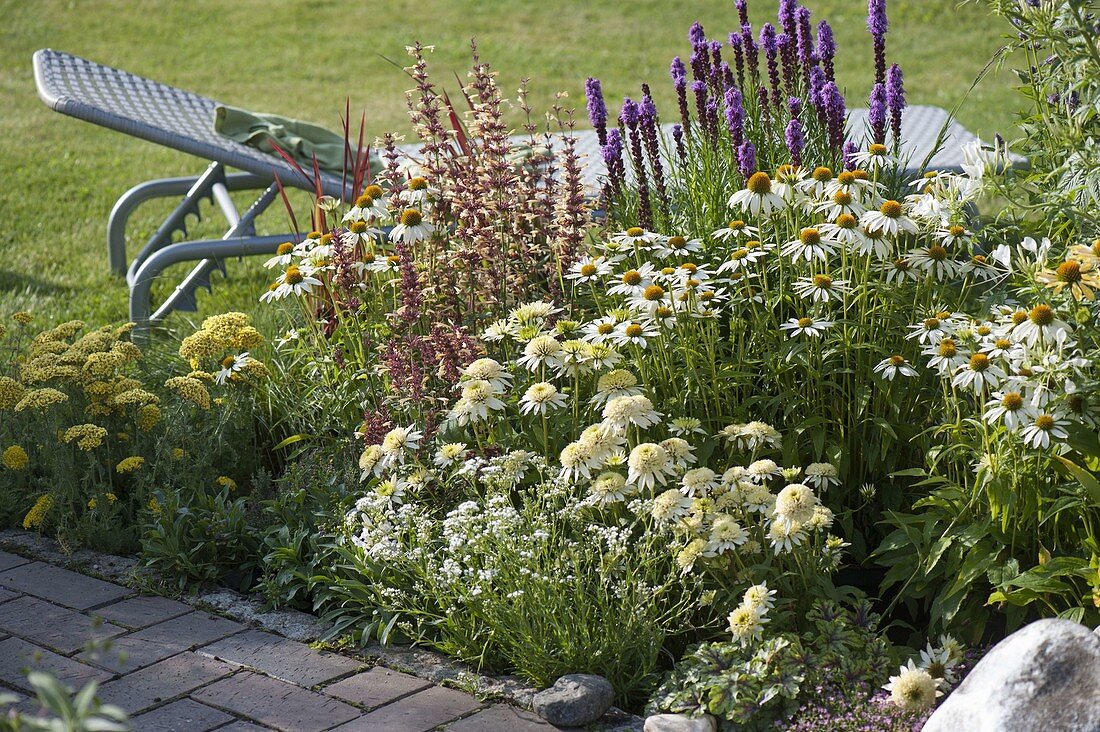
[106,492,118,503]
[113,388,159,407]
[216,475,237,491]
[171,447,185,460]
[165,376,211,409]
[230,326,265,350]
[116,455,145,473]
[187,370,215,383]
[3,445,29,470]
[0,377,25,410]
[116,432,129,442]
[147,496,161,514]
[14,388,69,412]
[61,424,109,451]
[88,497,99,510]
[137,404,162,431]
[22,494,53,529]
[11,311,33,324]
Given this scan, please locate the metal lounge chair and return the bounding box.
[34,48,1005,330]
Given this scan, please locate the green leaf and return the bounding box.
[1054,455,1100,505]
[273,433,309,450]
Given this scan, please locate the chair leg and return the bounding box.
[108,165,273,276]
[130,184,284,332]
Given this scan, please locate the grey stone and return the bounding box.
[323,667,432,709]
[0,596,125,653]
[95,595,192,629]
[337,686,483,732]
[95,651,234,713]
[924,618,1100,732]
[79,610,243,672]
[0,588,19,603]
[198,629,362,687]
[532,674,614,727]
[0,561,130,609]
[129,698,235,731]
[197,588,327,642]
[644,713,718,732]
[0,636,113,694]
[0,550,30,571]
[192,672,361,732]
[445,704,563,731]
[217,723,276,731]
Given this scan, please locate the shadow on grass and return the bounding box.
[0,268,76,298]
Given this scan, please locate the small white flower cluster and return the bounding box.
[884,635,966,711]
[726,582,777,646]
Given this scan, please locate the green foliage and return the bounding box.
[0,673,129,732]
[648,599,893,730]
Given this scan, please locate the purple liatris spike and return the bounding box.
[809,66,827,121]
[672,65,691,132]
[672,123,687,160]
[761,24,781,105]
[886,63,905,146]
[738,140,757,178]
[788,96,802,118]
[795,6,814,79]
[868,82,887,145]
[620,97,639,129]
[742,24,760,82]
[868,0,888,84]
[729,32,745,88]
[724,87,745,147]
[777,32,796,98]
[778,0,798,38]
[689,21,706,46]
[691,80,709,134]
[736,0,749,28]
[600,128,626,201]
[785,118,805,166]
[817,20,836,80]
[843,140,858,170]
[824,81,846,149]
[585,77,608,146]
[670,56,686,82]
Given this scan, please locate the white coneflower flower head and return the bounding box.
[884,660,942,711]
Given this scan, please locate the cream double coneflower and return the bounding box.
[628,442,675,492]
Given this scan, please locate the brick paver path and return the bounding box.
[0,550,562,731]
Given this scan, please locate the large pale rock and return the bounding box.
[643,712,718,732]
[532,674,614,727]
[923,618,1100,732]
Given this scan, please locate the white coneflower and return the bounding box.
[919,643,960,685]
[727,604,767,646]
[519,382,567,415]
[773,483,818,528]
[481,318,516,342]
[656,235,703,258]
[861,199,918,236]
[874,355,918,381]
[591,369,642,406]
[583,342,622,370]
[1012,304,1070,346]
[768,519,805,554]
[607,262,658,297]
[906,317,952,345]
[602,394,662,429]
[389,209,435,243]
[850,143,898,171]
[705,515,748,555]
[681,467,719,497]
[742,583,777,613]
[746,459,783,483]
[807,504,835,530]
[582,316,620,344]
[711,219,759,242]
[1020,412,1070,449]
[884,660,942,711]
[373,477,408,505]
[728,172,788,217]
[781,227,838,263]
[651,487,693,522]
[716,245,768,275]
[613,320,659,348]
[517,335,564,372]
[215,352,252,385]
[793,274,851,303]
[908,245,960,280]
[609,226,660,248]
[433,442,467,467]
[566,255,614,284]
[628,443,674,492]
[741,482,775,513]
[458,379,506,422]
[816,188,867,219]
[780,316,834,339]
[675,537,709,573]
[379,424,423,467]
[669,417,705,436]
[510,301,561,324]
[884,256,920,283]
[660,437,696,467]
[952,353,1005,393]
[559,442,594,481]
[924,337,967,376]
[983,390,1035,430]
[742,421,783,450]
[803,463,840,491]
[265,265,324,301]
[358,445,384,479]
[589,471,632,505]
[263,241,299,269]
[461,358,512,391]
[937,223,973,249]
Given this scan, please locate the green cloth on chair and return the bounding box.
[214,105,366,174]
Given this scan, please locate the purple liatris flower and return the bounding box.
[788,96,802,118]
[777,32,796,99]
[724,87,745,147]
[672,123,687,160]
[585,77,608,146]
[736,0,749,28]
[785,118,805,166]
[817,20,836,80]
[843,140,858,170]
[761,24,781,106]
[868,0,889,84]
[824,81,847,149]
[742,23,760,82]
[778,0,798,38]
[886,63,905,145]
[691,80,710,137]
[620,97,639,129]
[795,6,814,83]
[601,127,625,189]
[738,140,757,178]
[868,82,887,145]
[672,61,691,132]
[689,21,706,47]
[809,66,827,121]
[729,32,745,88]
[670,56,686,83]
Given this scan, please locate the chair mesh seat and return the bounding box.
[34,48,350,197]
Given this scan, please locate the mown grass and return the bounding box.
[0,0,1018,327]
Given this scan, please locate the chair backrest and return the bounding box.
[33,49,351,197]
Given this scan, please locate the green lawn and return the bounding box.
[0,0,1018,327]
